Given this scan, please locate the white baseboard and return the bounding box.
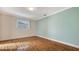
[0,35,35,41]
[37,35,79,48]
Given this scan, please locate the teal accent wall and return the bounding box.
[36,8,79,46]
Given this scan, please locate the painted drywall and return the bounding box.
[0,13,36,40]
[36,7,79,46]
[0,14,2,39]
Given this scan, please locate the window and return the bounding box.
[16,18,30,30]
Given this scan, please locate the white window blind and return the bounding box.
[16,18,30,30]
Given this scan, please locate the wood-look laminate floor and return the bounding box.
[0,36,79,51]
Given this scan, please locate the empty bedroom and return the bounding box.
[0,7,79,51]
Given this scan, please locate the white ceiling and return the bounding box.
[0,7,70,20]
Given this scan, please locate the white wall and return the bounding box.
[0,13,36,40]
